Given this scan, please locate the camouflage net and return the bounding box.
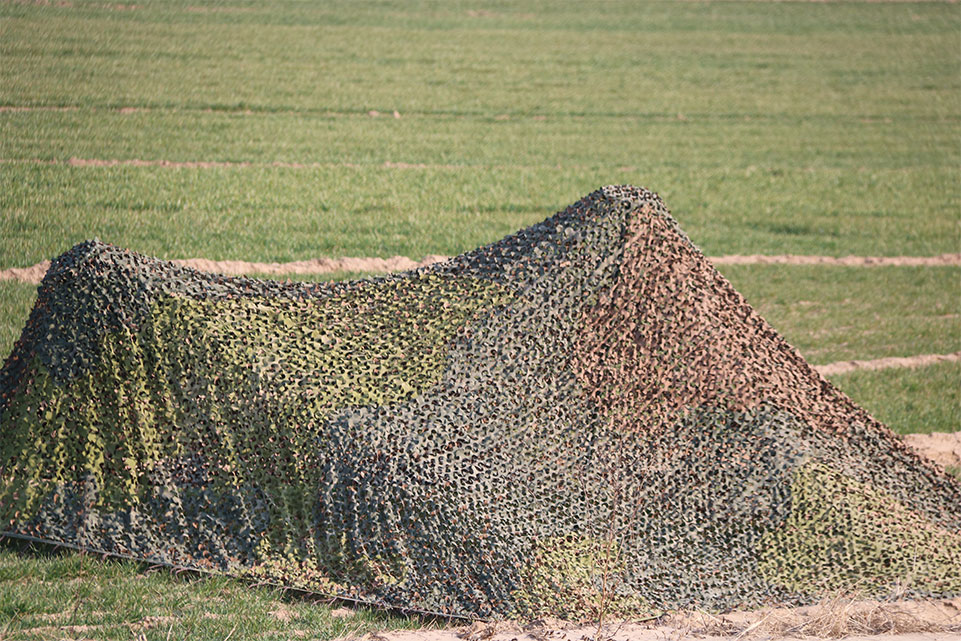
[1,185,959,619]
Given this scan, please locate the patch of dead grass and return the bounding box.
[666,595,961,639]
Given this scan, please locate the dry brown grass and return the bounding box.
[669,594,961,639]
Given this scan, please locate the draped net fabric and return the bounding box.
[1,185,958,619]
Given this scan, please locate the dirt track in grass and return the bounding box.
[3,253,959,287]
[812,351,961,376]
[710,254,961,266]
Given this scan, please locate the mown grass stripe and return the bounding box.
[2,103,959,124]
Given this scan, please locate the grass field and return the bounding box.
[0,0,958,639]
[1,1,959,265]
[0,541,435,641]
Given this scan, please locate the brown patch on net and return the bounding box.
[564,194,956,530]
[572,203,883,439]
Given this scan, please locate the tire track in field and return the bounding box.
[813,351,961,377]
[3,253,960,286]
[4,256,960,376]
[711,254,961,266]
[0,1,140,9]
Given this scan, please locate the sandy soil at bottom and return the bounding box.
[904,432,961,471]
[352,598,961,641]
[365,627,957,641]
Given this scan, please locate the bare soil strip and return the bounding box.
[352,597,961,641]
[3,253,959,287]
[5,257,958,381]
[712,254,961,266]
[68,157,258,169]
[0,256,449,285]
[814,351,961,377]
[904,432,961,471]
[169,255,451,277]
[0,262,51,284]
[18,596,961,641]
[1,0,141,8]
[5,103,948,122]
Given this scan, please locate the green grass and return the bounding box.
[721,265,960,366]
[0,0,958,634]
[828,361,961,436]
[3,2,957,116]
[0,282,37,365]
[0,0,958,266]
[0,541,436,640]
[1,164,957,266]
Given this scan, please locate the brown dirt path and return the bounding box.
[4,256,957,388]
[0,262,51,284]
[814,352,961,377]
[711,254,961,266]
[904,432,961,471]
[3,254,959,286]
[0,256,448,285]
[0,157,466,169]
[170,255,450,277]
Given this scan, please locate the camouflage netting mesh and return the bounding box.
[1,186,959,619]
